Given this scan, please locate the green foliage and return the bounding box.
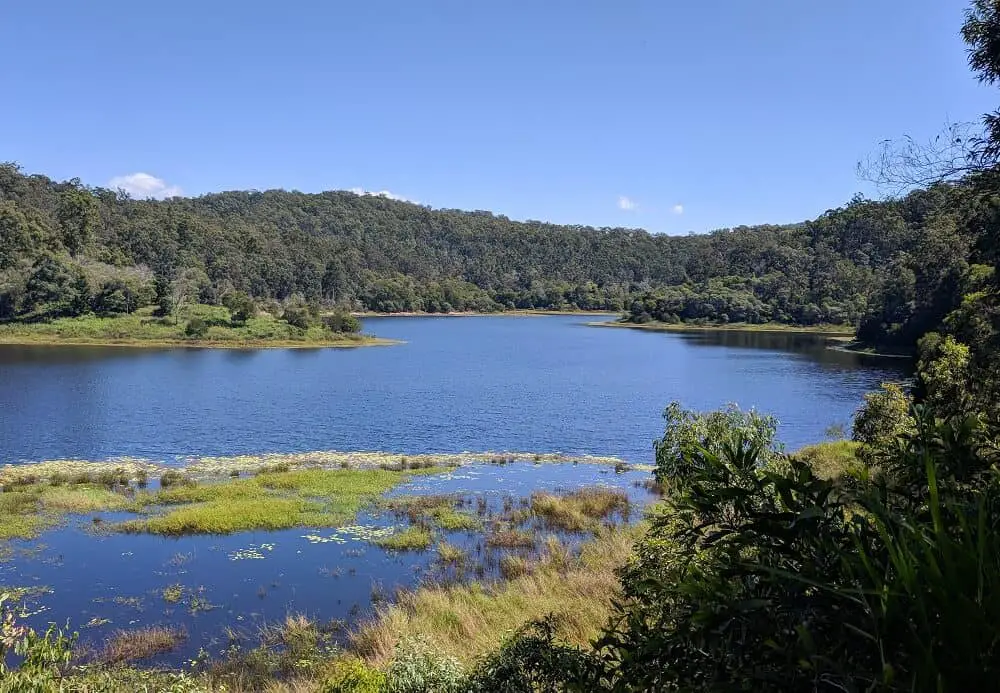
[222,290,255,324]
[383,636,465,693]
[324,310,362,334]
[184,317,208,338]
[852,382,917,467]
[465,618,597,693]
[321,657,387,693]
[0,161,992,335]
[653,401,781,486]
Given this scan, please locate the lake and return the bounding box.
[0,315,909,664]
[0,315,907,465]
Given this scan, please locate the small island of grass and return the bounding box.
[0,301,395,349]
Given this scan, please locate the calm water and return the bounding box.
[0,316,907,465]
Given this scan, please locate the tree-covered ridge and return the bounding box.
[0,161,988,348]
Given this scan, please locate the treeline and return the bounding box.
[0,160,991,353]
[625,183,998,349]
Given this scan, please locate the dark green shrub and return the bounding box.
[184,317,208,338]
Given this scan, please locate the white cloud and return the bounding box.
[349,187,418,204]
[107,172,183,199]
[671,204,684,215]
[618,195,637,211]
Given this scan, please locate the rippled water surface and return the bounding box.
[0,316,908,464]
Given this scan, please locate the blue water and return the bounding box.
[0,316,908,465]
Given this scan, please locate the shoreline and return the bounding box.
[585,320,857,336]
[354,309,621,318]
[0,335,400,350]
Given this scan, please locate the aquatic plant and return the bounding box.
[529,487,630,533]
[100,626,186,664]
[161,584,184,604]
[159,469,195,489]
[485,527,535,549]
[351,526,637,666]
[374,526,433,551]
[436,542,465,564]
[228,543,276,561]
[498,554,530,580]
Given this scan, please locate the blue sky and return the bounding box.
[1,1,994,233]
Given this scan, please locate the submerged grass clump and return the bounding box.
[161,584,184,604]
[530,487,631,532]
[384,494,481,531]
[437,542,465,563]
[374,526,434,551]
[486,527,536,549]
[100,626,187,664]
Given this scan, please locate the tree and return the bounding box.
[323,311,361,334]
[222,291,255,324]
[55,188,98,257]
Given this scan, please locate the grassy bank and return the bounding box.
[588,319,856,336]
[792,439,862,480]
[351,524,640,665]
[0,305,394,349]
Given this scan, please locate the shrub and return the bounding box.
[653,401,781,486]
[321,657,386,693]
[282,304,314,329]
[159,470,194,489]
[222,291,256,325]
[384,636,465,693]
[184,317,208,338]
[323,311,362,334]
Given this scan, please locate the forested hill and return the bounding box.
[0,162,992,352]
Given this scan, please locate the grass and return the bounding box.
[530,487,631,532]
[118,468,420,536]
[100,626,187,664]
[793,440,863,480]
[0,481,141,543]
[161,584,184,604]
[374,526,434,551]
[0,304,394,349]
[485,527,536,548]
[588,319,857,336]
[351,525,640,665]
[384,495,482,531]
[437,542,465,563]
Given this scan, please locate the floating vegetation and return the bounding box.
[228,543,276,561]
[84,617,112,628]
[302,524,396,545]
[161,584,184,603]
[112,596,144,610]
[383,494,482,531]
[166,552,193,567]
[0,585,52,603]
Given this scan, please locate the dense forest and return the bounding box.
[1,133,995,354]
